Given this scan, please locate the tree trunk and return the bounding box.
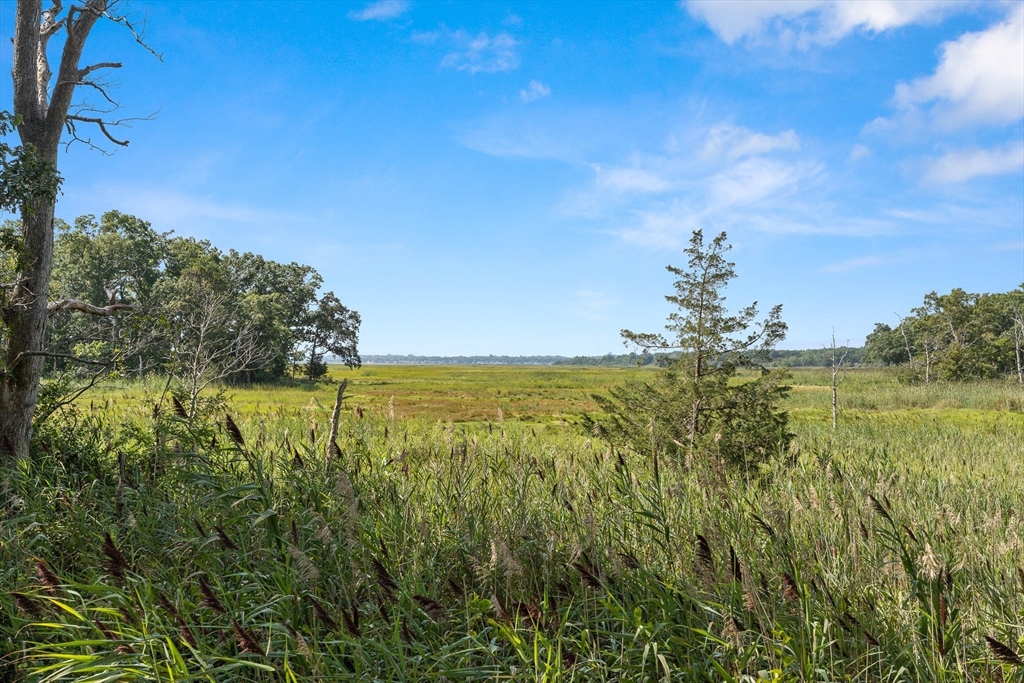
[1013,310,1024,385]
[2,0,109,459]
[831,368,838,430]
[0,201,55,459]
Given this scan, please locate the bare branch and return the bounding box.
[41,0,110,152]
[78,61,122,78]
[16,350,111,366]
[36,362,114,424]
[48,298,133,316]
[65,115,130,146]
[74,80,120,106]
[104,9,163,61]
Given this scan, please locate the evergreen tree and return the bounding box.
[590,230,791,470]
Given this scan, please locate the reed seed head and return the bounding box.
[34,558,60,595]
[233,620,263,656]
[985,635,1022,665]
[198,574,226,614]
[102,532,130,579]
[225,414,244,447]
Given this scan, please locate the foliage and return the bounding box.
[0,111,62,218]
[1,369,1022,680]
[1,111,63,372]
[302,292,361,379]
[591,230,791,470]
[865,286,1024,382]
[42,210,361,400]
[766,346,868,367]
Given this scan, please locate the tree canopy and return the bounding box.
[3,210,362,413]
[864,286,1024,382]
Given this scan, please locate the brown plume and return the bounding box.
[172,397,188,419]
[198,574,226,614]
[34,558,60,595]
[233,620,263,656]
[307,595,338,631]
[225,414,244,447]
[102,532,131,579]
[985,635,1023,665]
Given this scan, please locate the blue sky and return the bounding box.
[2,0,1022,354]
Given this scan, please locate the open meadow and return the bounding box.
[2,366,1023,681]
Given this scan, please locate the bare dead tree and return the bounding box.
[327,378,348,460]
[1012,306,1024,385]
[827,329,849,430]
[895,313,914,371]
[167,289,271,417]
[3,0,157,459]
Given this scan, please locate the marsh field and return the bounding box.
[2,365,1023,681]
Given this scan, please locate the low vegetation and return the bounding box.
[1,367,1022,681]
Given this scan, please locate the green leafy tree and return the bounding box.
[864,323,909,366]
[592,230,791,470]
[865,286,1024,381]
[301,291,362,379]
[222,250,322,378]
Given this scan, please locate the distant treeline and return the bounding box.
[362,354,570,365]
[361,349,868,368]
[554,348,868,368]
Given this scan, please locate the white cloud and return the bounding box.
[572,289,620,321]
[819,247,931,273]
[461,112,906,247]
[685,0,972,46]
[990,238,1024,252]
[894,6,1024,128]
[348,0,409,22]
[701,124,800,161]
[441,31,520,74]
[88,187,294,229]
[848,144,871,162]
[923,141,1024,183]
[709,157,809,206]
[563,123,825,244]
[591,163,674,194]
[820,254,893,273]
[519,80,551,102]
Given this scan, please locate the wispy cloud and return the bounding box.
[685,0,974,48]
[591,163,674,195]
[820,254,894,273]
[923,141,1024,184]
[701,124,799,161]
[439,31,520,74]
[558,122,827,245]
[989,239,1024,253]
[519,80,551,102]
[848,144,871,162]
[708,157,810,207]
[348,0,409,22]
[84,187,295,230]
[571,289,621,321]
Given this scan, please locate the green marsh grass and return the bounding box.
[1,366,1022,680]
